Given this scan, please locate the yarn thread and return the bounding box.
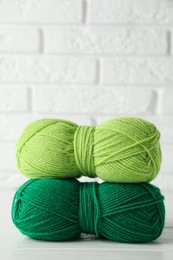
[16,117,161,182]
[79,182,99,236]
[74,126,96,178]
[12,178,165,243]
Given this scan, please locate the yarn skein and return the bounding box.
[16,117,161,182]
[12,178,165,242]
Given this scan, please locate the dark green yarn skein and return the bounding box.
[12,179,165,242]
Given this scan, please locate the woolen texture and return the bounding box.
[16,117,161,183]
[12,178,165,242]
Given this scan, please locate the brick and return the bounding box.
[152,174,173,193]
[0,143,16,170]
[45,27,167,55]
[164,193,173,227]
[0,114,34,142]
[0,86,28,112]
[161,144,173,174]
[33,87,157,114]
[160,89,173,114]
[0,57,96,83]
[88,0,173,24]
[102,58,173,84]
[0,27,39,53]
[171,30,173,54]
[0,0,82,23]
[0,172,27,190]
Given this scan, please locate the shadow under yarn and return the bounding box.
[12,178,165,243]
[16,117,161,182]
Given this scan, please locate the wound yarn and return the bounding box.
[12,178,165,242]
[16,117,161,182]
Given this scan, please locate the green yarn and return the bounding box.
[12,178,165,242]
[79,182,99,237]
[16,117,161,182]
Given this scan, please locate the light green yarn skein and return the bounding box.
[16,117,161,182]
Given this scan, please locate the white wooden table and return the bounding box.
[1,191,173,260]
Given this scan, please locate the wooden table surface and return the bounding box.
[1,191,173,260]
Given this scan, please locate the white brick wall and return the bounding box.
[0,0,83,23]
[102,58,173,84]
[0,57,97,83]
[0,0,172,226]
[32,87,156,114]
[0,27,39,53]
[87,0,173,24]
[0,87,29,112]
[44,27,168,54]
